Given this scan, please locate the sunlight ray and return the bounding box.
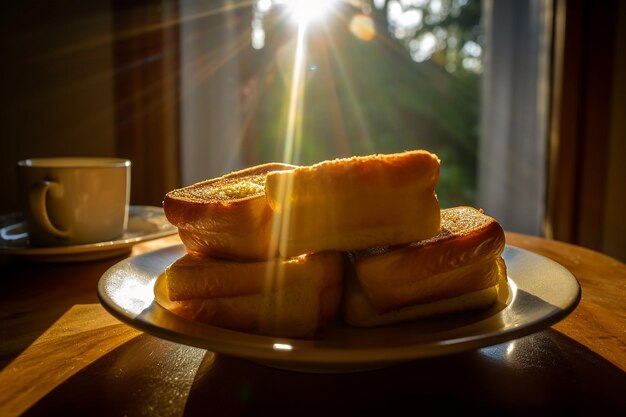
[282,24,308,165]
[185,30,253,91]
[271,23,308,260]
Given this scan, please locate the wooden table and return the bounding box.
[1,232,625,416]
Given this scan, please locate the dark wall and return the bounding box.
[0,1,117,215]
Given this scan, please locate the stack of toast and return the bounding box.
[161,150,507,338]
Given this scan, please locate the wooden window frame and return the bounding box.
[546,0,619,251]
[112,0,181,206]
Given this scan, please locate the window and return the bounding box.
[179,0,549,234]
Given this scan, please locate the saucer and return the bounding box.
[0,206,177,262]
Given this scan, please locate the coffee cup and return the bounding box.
[16,157,131,246]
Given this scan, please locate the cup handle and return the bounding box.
[29,181,70,238]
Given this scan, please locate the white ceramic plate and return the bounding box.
[97,244,581,372]
[0,206,177,262]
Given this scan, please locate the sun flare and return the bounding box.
[284,0,339,25]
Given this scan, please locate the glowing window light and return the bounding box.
[252,27,265,49]
[462,40,482,57]
[284,0,338,25]
[410,31,437,62]
[257,0,272,13]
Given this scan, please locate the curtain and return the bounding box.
[478,0,553,236]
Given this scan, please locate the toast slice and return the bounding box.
[344,206,507,326]
[344,257,506,327]
[163,251,344,339]
[265,150,441,257]
[163,163,295,261]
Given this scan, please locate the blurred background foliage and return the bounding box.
[241,0,482,208]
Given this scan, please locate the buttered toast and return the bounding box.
[344,206,507,327]
[265,150,442,257]
[165,251,344,338]
[161,151,506,338]
[163,163,295,261]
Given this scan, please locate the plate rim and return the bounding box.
[97,244,581,369]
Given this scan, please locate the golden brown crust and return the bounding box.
[267,151,440,203]
[161,153,507,335]
[165,251,340,300]
[344,257,506,327]
[355,206,506,313]
[265,150,441,257]
[163,163,296,260]
[165,251,344,339]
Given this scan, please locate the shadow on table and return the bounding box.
[181,328,626,416]
[21,328,626,417]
